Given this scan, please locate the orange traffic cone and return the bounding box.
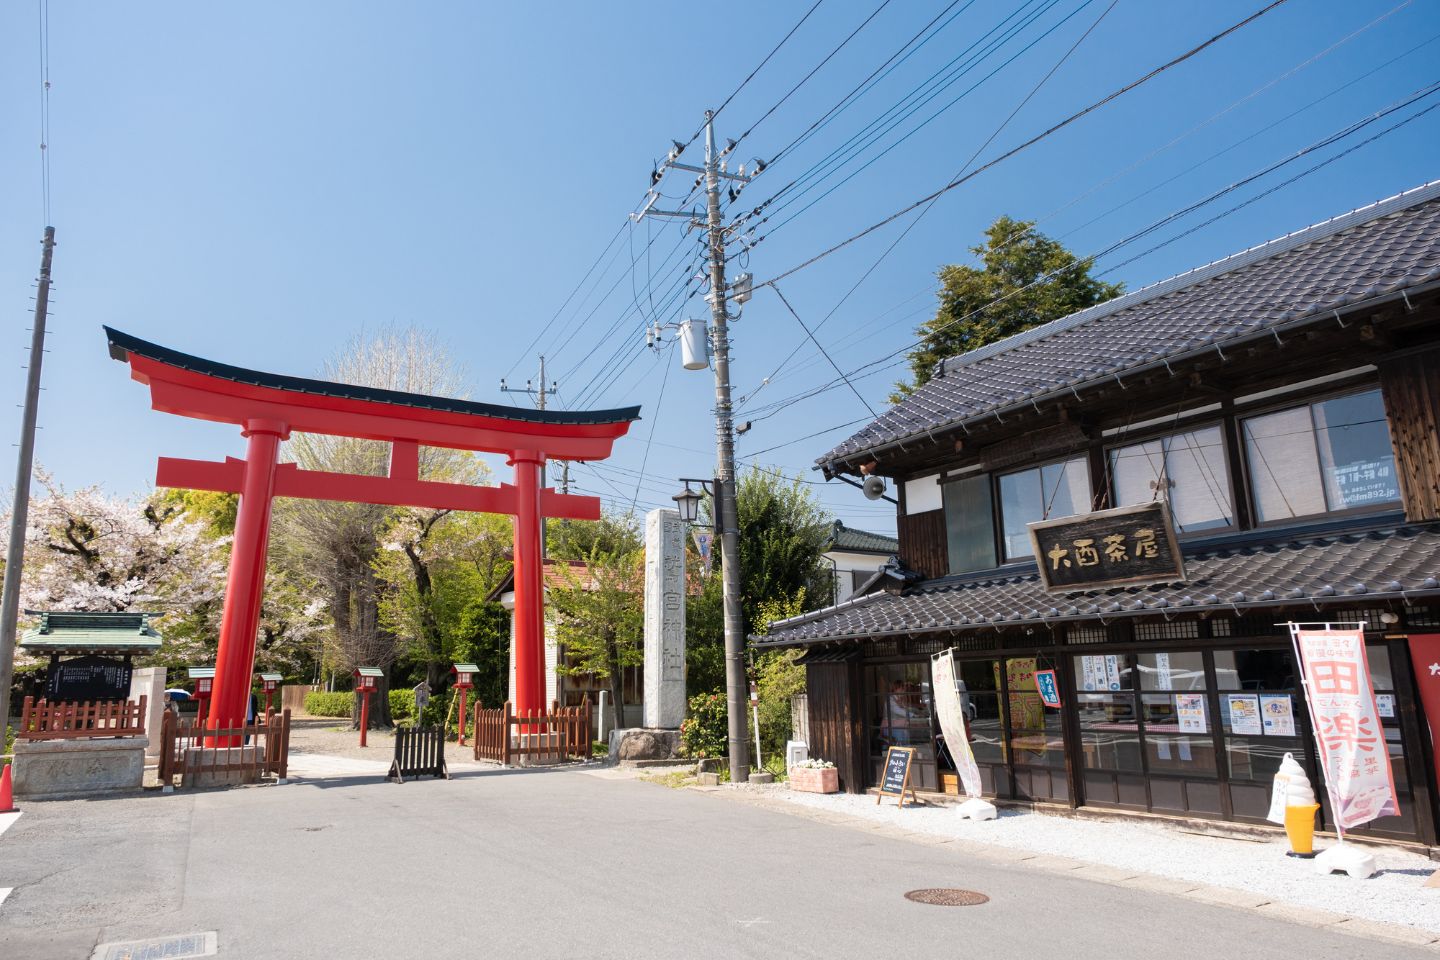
[0,762,16,814]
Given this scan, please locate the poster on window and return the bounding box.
[1329,459,1398,508]
[1260,694,1296,737]
[1175,693,1208,734]
[1227,694,1263,736]
[931,650,983,800]
[1291,624,1399,829]
[1080,654,1122,692]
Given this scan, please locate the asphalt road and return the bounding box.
[0,767,1429,960]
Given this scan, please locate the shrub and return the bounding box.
[304,691,354,717]
[591,740,609,759]
[388,689,416,721]
[2,723,14,768]
[680,692,728,759]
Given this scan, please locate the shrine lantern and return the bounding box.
[451,663,478,747]
[188,666,216,725]
[353,667,382,748]
[259,672,283,715]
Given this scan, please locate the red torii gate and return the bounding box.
[105,328,638,740]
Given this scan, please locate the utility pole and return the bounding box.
[501,356,563,547]
[0,226,55,733]
[702,112,751,785]
[636,113,756,783]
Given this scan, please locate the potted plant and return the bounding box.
[789,758,838,794]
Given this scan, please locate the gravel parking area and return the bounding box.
[286,717,480,766]
[755,787,1440,934]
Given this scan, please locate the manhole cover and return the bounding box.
[904,888,990,906]
[92,931,217,960]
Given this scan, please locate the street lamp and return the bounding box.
[671,481,707,524]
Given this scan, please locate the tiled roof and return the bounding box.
[820,181,1440,470]
[19,610,162,652]
[756,524,1440,646]
[826,521,899,555]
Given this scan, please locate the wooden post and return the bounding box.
[359,691,371,748]
[502,700,513,765]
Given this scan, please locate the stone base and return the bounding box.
[748,771,775,785]
[184,746,261,787]
[610,728,681,765]
[12,737,147,800]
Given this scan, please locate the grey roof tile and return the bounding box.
[756,524,1440,645]
[820,181,1440,468]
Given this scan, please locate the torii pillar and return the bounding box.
[105,327,639,744]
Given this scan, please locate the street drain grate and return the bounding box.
[904,888,990,906]
[92,931,217,960]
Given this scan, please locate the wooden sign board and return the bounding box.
[877,745,917,808]
[47,654,131,702]
[1028,500,1185,593]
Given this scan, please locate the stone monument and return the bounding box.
[614,507,687,763]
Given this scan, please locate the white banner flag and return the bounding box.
[1291,624,1399,830]
[931,649,983,799]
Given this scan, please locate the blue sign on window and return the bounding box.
[1034,669,1062,708]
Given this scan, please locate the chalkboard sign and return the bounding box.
[47,654,131,702]
[876,745,916,808]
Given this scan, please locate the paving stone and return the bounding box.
[1330,918,1440,947]
[1185,884,1272,910]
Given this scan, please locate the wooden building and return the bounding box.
[758,182,1440,846]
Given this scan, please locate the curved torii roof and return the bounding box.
[106,326,639,460]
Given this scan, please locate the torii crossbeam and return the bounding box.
[106,327,639,743]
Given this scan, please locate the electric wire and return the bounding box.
[755,0,1291,290]
[37,0,52,224]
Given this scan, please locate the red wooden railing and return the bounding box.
[158,708,291,788]
[472,700,592,764]
[17,696,148,740]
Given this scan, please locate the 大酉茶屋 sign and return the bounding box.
[1028,501,1185,593]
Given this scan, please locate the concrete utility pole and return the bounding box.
[0,226,56,732]
[701,112,751,785]
[635,112,756,783]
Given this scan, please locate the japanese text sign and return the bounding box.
[1291,625,1398,829]
[1034,669,1061,708]
[1028,501,1185,593]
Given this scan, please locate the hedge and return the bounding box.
[304,691,354,717]
[389,689,416,720]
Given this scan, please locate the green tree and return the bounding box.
[548,544,643,731]
[752,591,808,756]
[896,215,1123,399]
[687,467,832,696]
[546,512,642,561]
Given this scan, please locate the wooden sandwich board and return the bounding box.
[877,745,917,808]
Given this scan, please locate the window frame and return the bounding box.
[1236,385,1402,530]
[1104,420,1238,539]
[996,456,1094,563]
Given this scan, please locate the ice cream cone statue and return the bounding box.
[1267,753,1319,857]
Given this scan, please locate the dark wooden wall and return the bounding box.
[1380,349,1440,523]
[897,509,948,579]
[805,660,866,794]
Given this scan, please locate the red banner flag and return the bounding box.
[1406,634,1440,802]
[1291,625,1399,830]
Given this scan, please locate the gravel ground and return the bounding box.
[286,717,482,766]
[758,787,1440,933]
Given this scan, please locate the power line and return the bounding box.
[37,0,52,224]
[772,283,878,418]
[739,82,1440,432]
[742,0,1117,413]
[712,0,827,127]
[756,0,1291,289]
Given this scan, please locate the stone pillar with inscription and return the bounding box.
[643,508,687,731]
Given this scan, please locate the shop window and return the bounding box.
[1004,657,1064,769]
[1111,425,1233,533]
[942,473,997,574]
[1243,389,1400,523]
[1213,649,1304,791]
[957,659,1004,766]
[1074,653,1143,774]
[863,663,937,791]
[998,458,1090,560]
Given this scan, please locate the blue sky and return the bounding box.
[1,1,1437,537]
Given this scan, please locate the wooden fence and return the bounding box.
[158,709,291,788]
[472,700,592,765]
[17,696,148,740]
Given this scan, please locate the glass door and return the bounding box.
[863,662,937,792]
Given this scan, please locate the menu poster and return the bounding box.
[1227,694,1263,736]
[1080,655,1122,692]
[1260,694,1296,737]
[1175,693,1208,734]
